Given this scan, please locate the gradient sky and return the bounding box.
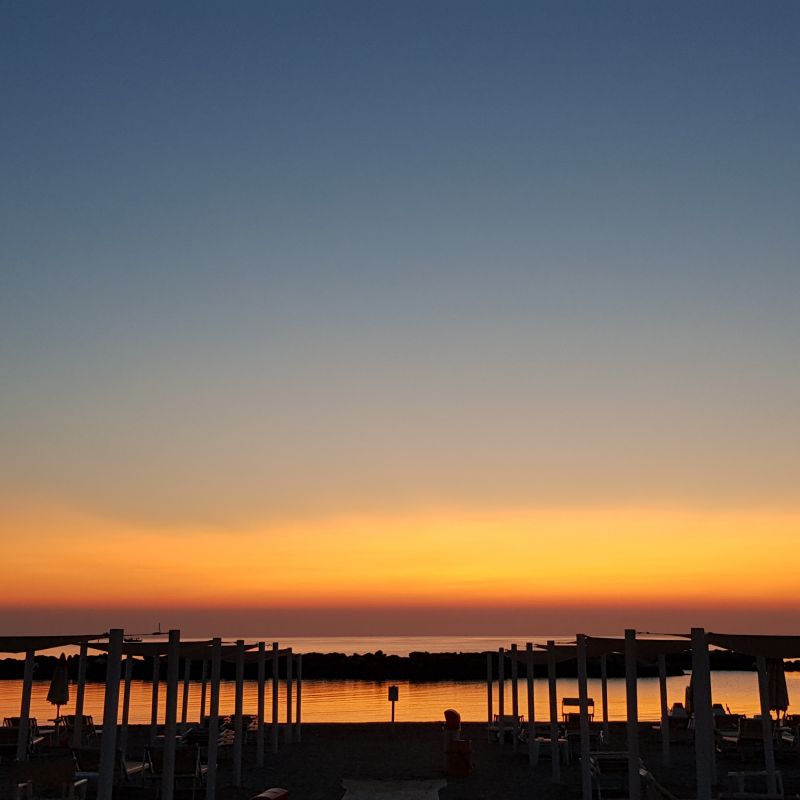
[1,1,799,635]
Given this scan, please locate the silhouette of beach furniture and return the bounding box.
[11,754,89,799]
[722,769,785,800]
[487,713,524,743]
[589,751,644,799]
[71,746,148,787]
[56,716,97,745]
[144,744,207,798]
[3,718,46,754]
[563,696,595,722]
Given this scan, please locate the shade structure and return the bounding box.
[699,632,800,659]
[46,653,70,716]
[767,658,789,713]
[0,634,104,653]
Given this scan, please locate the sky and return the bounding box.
[1,1,799,636]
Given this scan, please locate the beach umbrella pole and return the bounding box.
[526,642,535,767]
[691,627,715,800]
[206,638,222,800]
[233,639,245,787]
[547,641,560,782]
[181,657,192,728]
[285,648,293,744]
[120,654,133,756]
[511,644,519,753]
[161,629,181,800]
[271,642,279,753]
[486,652,493,742]
[257,642,266,767]
[497,647,505,746]
[295,653,303,743]
[150,655,160,745]
[16,648,35,760]
[72,641,88,747]
[625,629,641,800]
[658,653,670,767]
[600,653,609,740]
[756,655,778,795]
[577,634,592,800]
[200,659,208,724]
[97,629,123,800]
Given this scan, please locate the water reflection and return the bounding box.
[2,672,797,723]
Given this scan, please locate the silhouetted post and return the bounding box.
[206,638,222,800]
[547,641,560,781]
[600,652,609,739]
[756,655,778,795]
[295,653,303,742]
[162,629,181,800]
[511,643,520,752]
[526,642,535,766]
[285,648,293,743]
[658,653,670,767]
[271,642,279,753]
[486,652,493,741]
[150,655,161,744]
[497,647,505,746]
[624,629,640,800]
[181,657,192,728]
[73,640,88,747]
[200,659,208,724]
[98,628,123,800]
[16,648,35,760]
[120,654,133,756]
[577,634,592,800]
[257,642,266,767]
[691,627,715,800]
[233,639,245,787]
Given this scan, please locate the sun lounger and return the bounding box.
[589,751,644,800]
[145,744,207,798]
[562,696,595,721]
[487,713,525,743]
[719,770,785,800]
[12,754,89,799]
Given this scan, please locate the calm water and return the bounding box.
[3,636,796,723]
[2,672,798,724]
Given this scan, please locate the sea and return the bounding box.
[1,634,793,723]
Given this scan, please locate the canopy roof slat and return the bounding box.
[0,635,106,654]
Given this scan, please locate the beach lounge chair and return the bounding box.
[487,713,525,743]
[11,754,89,799]
[562,696,595,721]
[669,702,688,718]
[589,751,644,800]
[720,770,785,800]
[56,716,96,745]
[71,746,148,787]
[144,745,207,798]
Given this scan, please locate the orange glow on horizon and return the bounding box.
[2,498,799,613]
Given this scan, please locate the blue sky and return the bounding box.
[2,1,799,529]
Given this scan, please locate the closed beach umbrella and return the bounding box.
[685,672,694,716]
[767,659,789,718]
[47,653,70,718]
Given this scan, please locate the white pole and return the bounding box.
[285,648,293,744]
[16,649,35,760]
[200,659,208,724]
[547,641,560,782]
[120,654,133,756]
[756,655,778,795]
[486,651,493,742]
[497,647,505,746]
[233,639,245,787]
[691,627,714,800]
[271,642,279,754]
[658,653,670,767]
[97,628,123,800]
[181,657,192,728]
[624,629,640,800]
[150,655,160,745]
[206,639,222,800]
[526,643,535,767]
[295,653,303,742]
[73,641,88,747]
[511,643,519,753]
[600,653,609,740]
[161,629,181,800]
[577,634,592,800]
[257,642,266,767]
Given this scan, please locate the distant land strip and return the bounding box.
[2,650,796,682]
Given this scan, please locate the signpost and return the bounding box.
[388,685,399,730]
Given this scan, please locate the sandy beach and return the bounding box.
[104,721,800,799]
